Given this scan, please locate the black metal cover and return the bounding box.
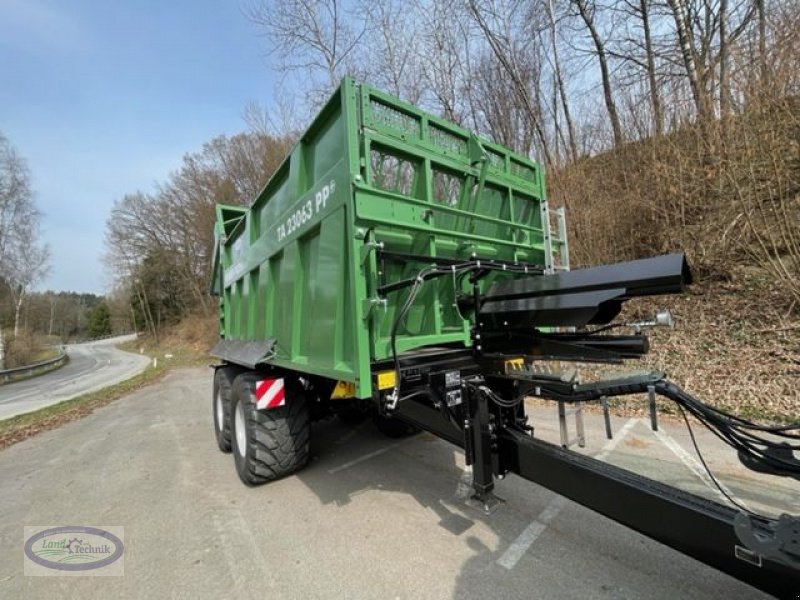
[210,339,276,369]
[480,253,693,327]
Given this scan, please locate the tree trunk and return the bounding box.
[468,0,554,166]
[719,0,729,119]
[130,304,138,334]
[756,0,768,88]
[551,76,562,164]
[573,0,624,146]
[639,0,663,135]
[667,0,711,122]
[546,0,578,160]
[49,298,55,336]
[136,284,158,343]
[13,288,25,337]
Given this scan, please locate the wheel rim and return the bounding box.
[215,391,224,433]
[234,399,247,458]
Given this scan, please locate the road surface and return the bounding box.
[1,367,796,598]
[0,335,150,420]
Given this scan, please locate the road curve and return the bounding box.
[0,334,150,420]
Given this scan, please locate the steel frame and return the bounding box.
[383,350,799,598]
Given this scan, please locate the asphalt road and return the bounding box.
[0,367,797,599]
[0,335,150,420]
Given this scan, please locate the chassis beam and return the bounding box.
[383,350,799,597]
[498,428,799,598]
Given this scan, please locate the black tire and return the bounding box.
[212,366,240,453]
[374,414,420,438]
[230,371,310,486]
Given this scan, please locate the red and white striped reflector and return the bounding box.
[255,378,285,410]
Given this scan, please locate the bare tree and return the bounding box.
[6,240,49,337]
[0,133,50,339]
[664,0,755,123]
[105,132,293,333]
[544,0,578,160]
[245,0,367,99]
[718,0,728,120]
[471,52,538,153]
[0,134,35,268]
[408,0,474,125]
[358,0,425,103]
[755,0,767,85]
[242,99,303,139]
[639,0,662,135]
[615,0,664,135]
[665,0,708,120]
[467,0,554,164]
[569,0,624,146]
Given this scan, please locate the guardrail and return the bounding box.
[0,349,68,385]
[68,331,138,344]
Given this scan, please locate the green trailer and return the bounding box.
[211,77,566,399]
[210,79,799,596]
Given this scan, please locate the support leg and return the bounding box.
[465,384,503,514]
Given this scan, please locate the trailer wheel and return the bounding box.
[374,414,420,438]
[231,371,310,486]
[212,366,241,453]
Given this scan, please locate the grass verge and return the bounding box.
[0,341,209,451]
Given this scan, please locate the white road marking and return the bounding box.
[328,440,407,474]
[646,419,750,510]
[497,417,638,570]
[595,417,639,461]
[497,496,568,569]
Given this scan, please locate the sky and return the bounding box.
[0,0,280,294]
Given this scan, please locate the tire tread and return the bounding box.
[231,371,310,485]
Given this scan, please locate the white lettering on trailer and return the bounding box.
[277,179,336,243]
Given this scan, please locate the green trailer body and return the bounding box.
[211,77,567,398]
[208,79,800,596]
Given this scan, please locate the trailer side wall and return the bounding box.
[214,79,564,398]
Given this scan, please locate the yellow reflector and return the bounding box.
[376,370,396,390]
[505,358,524,371]
[330,380,356,399]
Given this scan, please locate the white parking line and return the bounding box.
[646,419,750,510]
[497,417,638,570]
[595,418,639,461]
[497,496,567,569]
[328,440,407,474]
